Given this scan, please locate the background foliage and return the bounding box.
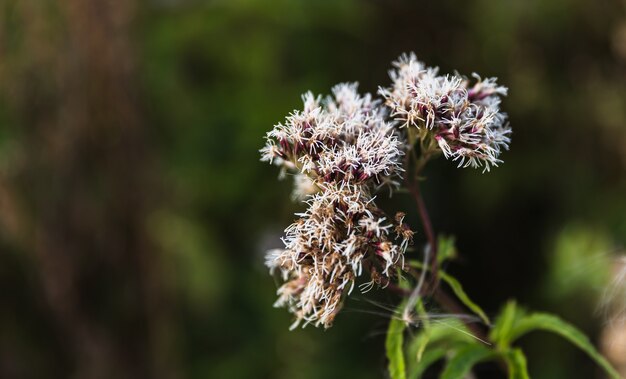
[0,0,625,378]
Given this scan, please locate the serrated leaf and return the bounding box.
[440,344,496,379]
[440,271,490,325]
[386,316,407,379]
[503,348,530,379]
[508,313,621,379]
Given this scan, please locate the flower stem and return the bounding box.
[408,181,438,287]
[406,147,439,290]
[402,148,492,345]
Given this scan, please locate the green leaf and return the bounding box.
[508,313,621,379]
[490,300,520,347]
[407,318,476,358]
[414,298,430,329]
[406,261,490,326]
[386,316,407,379]
[413,299,430,362]
[437,235,458,263]
[440,344,496,379]
[408,347,447,379]
[503,348,530,379]
[406,319,478,378]
[440,271,490,325]
[414,333,430,364]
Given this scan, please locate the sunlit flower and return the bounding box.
[380,52,511,172]
[260,83,404,187]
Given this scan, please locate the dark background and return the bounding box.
[1,0,625,378]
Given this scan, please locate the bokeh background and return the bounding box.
[1,0,625,378]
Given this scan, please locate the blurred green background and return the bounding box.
[1,0,625,378]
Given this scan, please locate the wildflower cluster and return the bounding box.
[262,54,511,329]
[258,51,623,379]
[262,83,412,328]
[380,53,511,171]
[261,83,404,193]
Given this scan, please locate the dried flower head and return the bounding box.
[380,52,511,172]
[261,83,411,328]
[261,54,510,329]
[265,183,411,329]
[260,83,405,189]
